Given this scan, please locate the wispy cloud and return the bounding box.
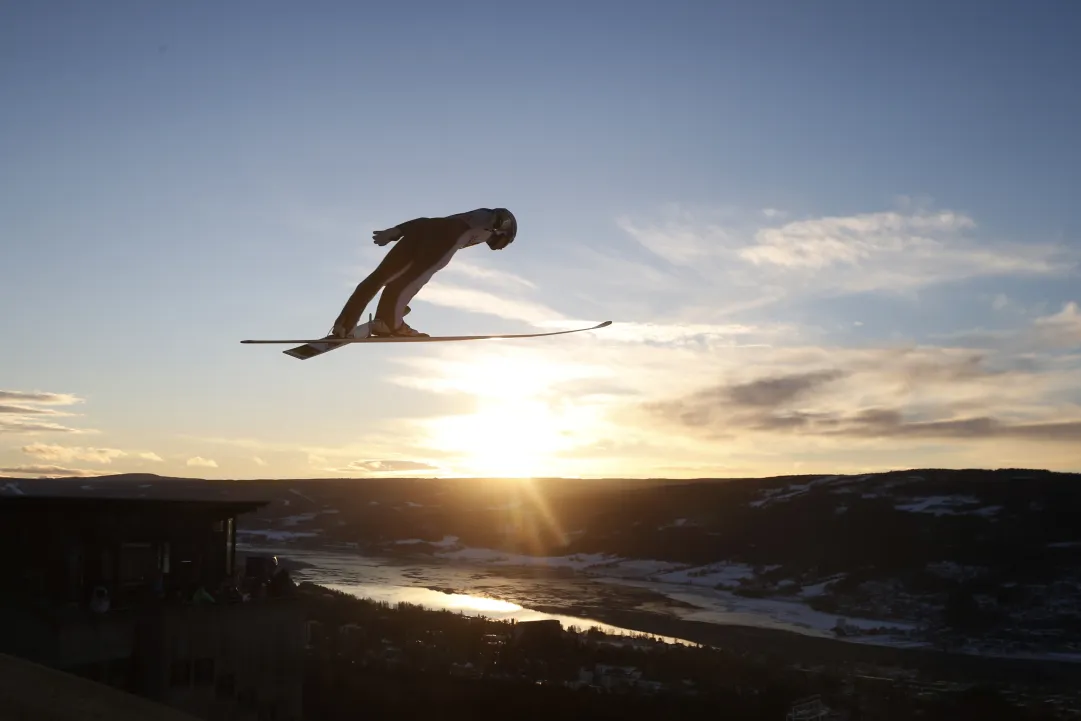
[0,390,83,405]
[0,404,71,416]
[644,342,1081,447]
[21,443,162,464]
[0,465,106,478]
[419,282,564,326]
[0,390,91,435]
[343,459,440,473]
[0,420,87,434]
[1033,301,1081,348]
[253,456,267,466]
[617,203,1078,300]
[618,208,738,266]
[186,456,218,468]
[440,260,537,289]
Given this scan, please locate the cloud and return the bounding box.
[0,390,83,405]
[440,260,536,289]
[933,300,1081,354]
[182,430,434,468]
[186,456,218,468]
[560,320,780,347]
[617,208,738,266]
[740,210,977,269]
[617,204,1077,299]
[20,443,162,464]
[21,444,125,463]
[253,456,267,466]
[1033,301,1081,348]
[0,389,91,435]
[0,420,87,434]
[823,409,1081,442]
[645,349,1081,446]
[344,460,440,473]
[0,404,70,416]
[723,370,848,408]
[419,283,563,326]
[0,465,105,478]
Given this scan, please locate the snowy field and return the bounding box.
[422,541,919,644]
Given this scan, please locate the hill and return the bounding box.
[5,468,1081,655]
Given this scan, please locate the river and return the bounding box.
[240,544,696,645]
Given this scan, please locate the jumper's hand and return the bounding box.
[372,227,404,246]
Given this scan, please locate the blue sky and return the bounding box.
[2,0,1080,480]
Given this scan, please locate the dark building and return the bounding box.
[0,495,304,721]
[512,618,565,654]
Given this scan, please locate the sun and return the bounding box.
[426,399,593,477]
[407,347,610,478]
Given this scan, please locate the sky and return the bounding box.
[2,0,1080,481]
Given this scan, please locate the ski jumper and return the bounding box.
[331,208,517,338]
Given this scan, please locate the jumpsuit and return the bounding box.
[331,208,515,337]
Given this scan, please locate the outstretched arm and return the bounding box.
[372,217,433,246]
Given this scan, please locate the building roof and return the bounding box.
[0,495,268,516]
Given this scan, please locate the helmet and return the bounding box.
[487,208,517,250]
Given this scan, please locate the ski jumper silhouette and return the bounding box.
[330,208,517,338]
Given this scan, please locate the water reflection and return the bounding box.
[242,546,693,645]
[299,576,690,646]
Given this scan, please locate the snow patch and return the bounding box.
[655,563,756,588]
[395,536,460,549]
[603,577,915,641]
[598,559,687,578]
[925,561,988,580]
[237,529,321,542]
[280,512,319,526]
[894,495,996,516]
[750,475,846,508]
[1,482,26,496]
[288,488,316,504]
[799,581,832,598]
[436,547,618,571]
[278,509,340,527]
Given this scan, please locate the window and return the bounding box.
[193,657,215,685]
